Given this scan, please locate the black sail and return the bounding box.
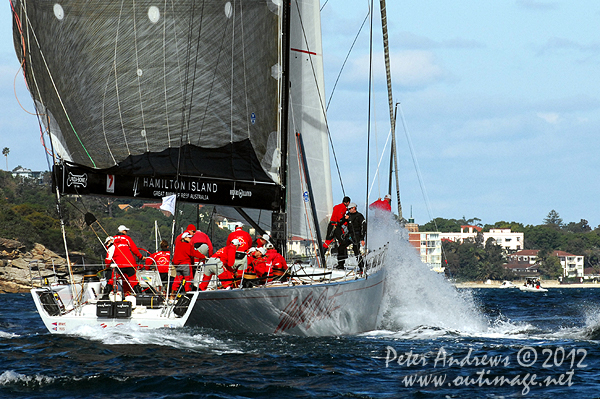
[12,0,283,210]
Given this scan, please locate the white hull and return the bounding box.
[519,286,548,292]
[31,287,190,334]
[31,250,386,336]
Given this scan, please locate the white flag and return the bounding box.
[159,194,176,217]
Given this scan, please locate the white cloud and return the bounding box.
[344,50,446,89]
[536,112,560,124]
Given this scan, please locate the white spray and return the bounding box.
[367,212,488,335]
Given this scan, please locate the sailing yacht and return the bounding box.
[11,0,388,335]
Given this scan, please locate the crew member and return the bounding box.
[369,194,392,212]
[192,229,214,258]
[145,239,171,285]
[264,243,288,281]
[254,233,271,248]
[345,203,366,271]
[227,223,252,252]
[171,232,208,293]
[246,247,269,284]
[324,196,351,249]
[113,225,145,292]
[198,239,245,290]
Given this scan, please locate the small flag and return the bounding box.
[160,194,176,216]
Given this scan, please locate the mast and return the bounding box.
[379,0,402,219]
[271,0,292,254]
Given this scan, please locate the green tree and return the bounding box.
[536,250,563,279]
[543,210,563,230]
[2,147,8,171]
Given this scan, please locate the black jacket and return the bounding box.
[346,211,366,243]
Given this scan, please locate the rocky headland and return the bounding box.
[0,238,68,293]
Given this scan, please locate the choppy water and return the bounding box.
[1,217,600,398]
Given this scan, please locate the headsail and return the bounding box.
[287,0,333,239]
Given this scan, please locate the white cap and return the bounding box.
[118,225,129,232]
[257,247,267,256]
[104,236,113,244]
[261,234,270,241]
[231,238,241,246]
[182,232,193,239]
[384,194,391,200]
[348,203,357,209]
[265,243,274,249]
[247,247,257,253]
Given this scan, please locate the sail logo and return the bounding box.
[106,175,115,193]
[66,172,87,188]
[230,189,252,199]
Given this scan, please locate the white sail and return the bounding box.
[287,0,334,240]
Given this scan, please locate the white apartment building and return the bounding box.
[509,250,584,278]
[440,225,524,253]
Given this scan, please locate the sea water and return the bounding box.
[1,216,599,398]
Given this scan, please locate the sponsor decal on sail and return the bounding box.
[67,172,87,188]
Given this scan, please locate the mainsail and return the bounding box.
[12,0,332,239]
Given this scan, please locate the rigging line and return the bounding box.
[292,0,345,195]
[17,6,96,167]
[398,103,434,223]
[325,11,369,111]
[367,127,392,199]
[365,0,374,242]
[320,0,330,11]
[132,0,150,152]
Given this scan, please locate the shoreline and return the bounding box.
[454,280,600,289]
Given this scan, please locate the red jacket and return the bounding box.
[227,227,252,252]
[248,257,269,277]
[145,250,170,273]
[369,199,391,212]
[264,249,287,274]
[173,239,206,265]
[330,203,348,223]
[212,244,239,273]
[112,233,143,268]
[191,231,214,256]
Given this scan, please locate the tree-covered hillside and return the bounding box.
[422,213,600,280]
[0,171,230,263]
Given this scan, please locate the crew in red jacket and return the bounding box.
[226,224,252,252]
[324,196,350,249]
[145,239,171,285]
[192,230,214,257]
[103,225,145,296]
[198,239,244,290]
[171,232,208,293]
[369,194,392,212]
[264,243,288,282]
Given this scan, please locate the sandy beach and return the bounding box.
[454,280,600,289]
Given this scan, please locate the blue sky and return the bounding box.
[2,1,599,228]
